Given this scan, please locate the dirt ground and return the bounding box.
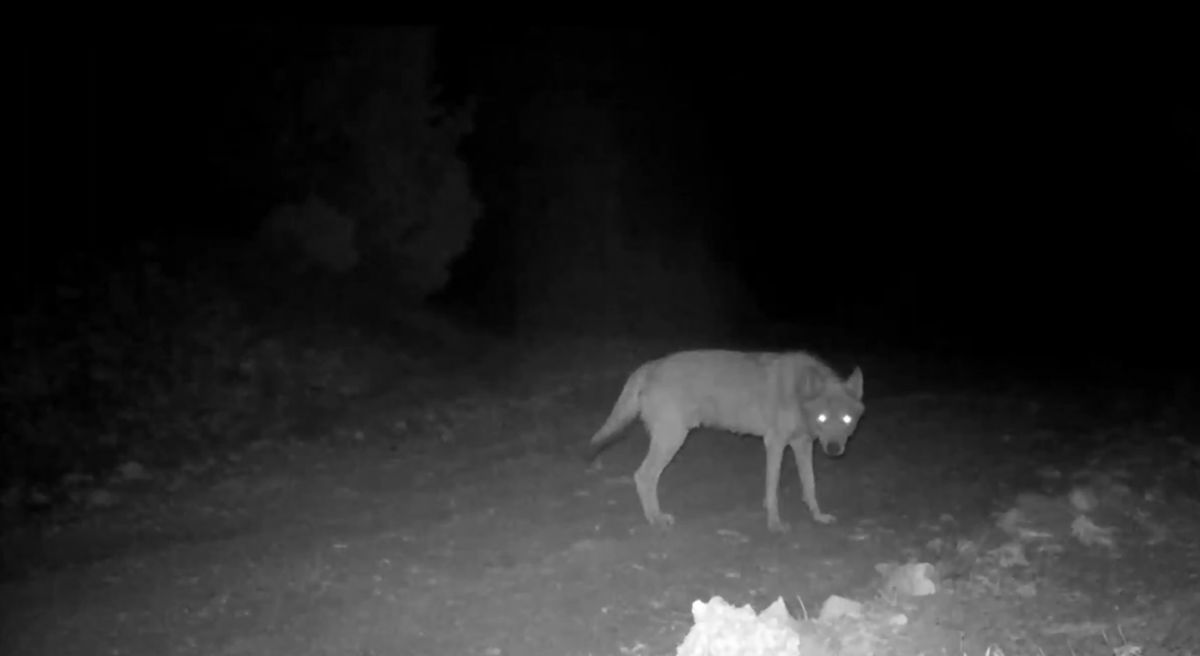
[2,339,1198,655]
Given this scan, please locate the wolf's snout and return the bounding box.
[822,442,845,457]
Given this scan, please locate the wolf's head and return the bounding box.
[799,366,865,457]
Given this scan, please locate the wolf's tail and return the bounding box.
[586,362,651,459]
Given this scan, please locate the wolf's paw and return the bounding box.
[812,511,837,525]
[647,512,676,529]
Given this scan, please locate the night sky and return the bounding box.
[18,26,1199,379]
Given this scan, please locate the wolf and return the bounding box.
[588,349,865,533]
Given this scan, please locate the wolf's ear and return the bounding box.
[845,367,864,400]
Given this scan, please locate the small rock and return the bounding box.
[87,489,119,509]
[116,461,152,481]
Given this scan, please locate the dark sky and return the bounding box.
[18,26,1199,371]
[446,27,1197,368]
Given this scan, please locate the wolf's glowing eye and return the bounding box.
[842,414,852,424]
[817,413,827,423]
